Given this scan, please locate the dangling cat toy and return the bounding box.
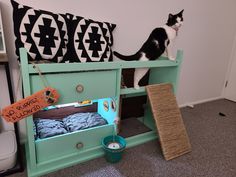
[114,10,184,89]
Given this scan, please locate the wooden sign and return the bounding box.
[1,87,60,123]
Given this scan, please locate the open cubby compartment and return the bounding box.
[20,48,183,177]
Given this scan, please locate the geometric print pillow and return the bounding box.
[11,0,68,63]
[11,0,116,63]
[63,14,116,63]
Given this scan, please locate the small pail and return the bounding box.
[102,135,126,163]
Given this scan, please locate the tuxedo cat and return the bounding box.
[114,10,184,89]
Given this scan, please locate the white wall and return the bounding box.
[0,0,236,139]
[0,66,14,131]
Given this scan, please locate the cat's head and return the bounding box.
[166,9,184,30]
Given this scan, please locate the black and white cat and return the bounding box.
[114,10,184,89]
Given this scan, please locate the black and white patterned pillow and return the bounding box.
[63,15,116,63]
[11,0,69,63]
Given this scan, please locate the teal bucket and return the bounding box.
[102,135,126,163]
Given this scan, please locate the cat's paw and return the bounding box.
[168,56,176,61]
[134,84,140,90]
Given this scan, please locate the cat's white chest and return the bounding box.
[162,25,176,41]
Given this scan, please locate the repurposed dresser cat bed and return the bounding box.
[10,1,184,176]
[20,47,183,177]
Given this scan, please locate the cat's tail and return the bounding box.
[113,51,141,61]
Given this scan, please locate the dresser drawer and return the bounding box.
[35,124,114,163]
[30,70,117,104]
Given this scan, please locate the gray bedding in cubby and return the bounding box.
[34,112,108,139]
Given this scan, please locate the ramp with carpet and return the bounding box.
[146,83,191,160]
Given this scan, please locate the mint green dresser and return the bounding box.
[20,48,183,177]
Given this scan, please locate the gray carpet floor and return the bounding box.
[8,99,236,177]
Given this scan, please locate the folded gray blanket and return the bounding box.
[34,112,108,139]
[34,119,68,139]
[63,112,108,132]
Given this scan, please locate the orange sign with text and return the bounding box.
[1,87,60,123]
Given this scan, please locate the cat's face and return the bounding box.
[166,10,184,29]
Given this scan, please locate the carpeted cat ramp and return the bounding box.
[146,83,191,160]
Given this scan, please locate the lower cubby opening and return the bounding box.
[118,117,152,138]
[118,95,155,138]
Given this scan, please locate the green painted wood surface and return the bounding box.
[125,131,158,148]
[20,48,37,169]
[120,87,146,95]
[30,70,117,104]
[19,47,183,177]
[149,50,183,94]
[27,59,179,73]
[35,124,114,163]
[97,98,117,124]
[19,48,180,74]
[25,144,106,177]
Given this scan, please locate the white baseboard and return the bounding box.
[179,96,223,108]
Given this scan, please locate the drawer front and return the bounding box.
[30,70,117,104]
[35,124,114,163]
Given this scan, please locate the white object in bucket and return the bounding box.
[107,142,121,149]
[0,131,17,171]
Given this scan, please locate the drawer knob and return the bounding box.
[76,84,84,93]
[76,142,84,149]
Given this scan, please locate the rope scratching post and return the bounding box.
[146,83,191,160]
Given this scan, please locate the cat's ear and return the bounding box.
[168,13,174,19]
[178,9,184,16]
